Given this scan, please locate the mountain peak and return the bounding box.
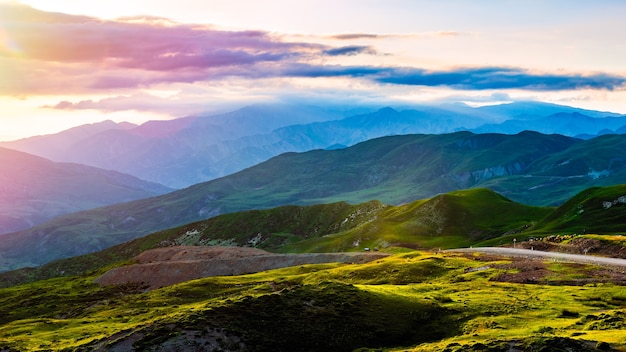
[377,106,399,114]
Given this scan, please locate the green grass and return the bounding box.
[585,234,626,246]
[279,188,550,253]
[532,184,626,234]
[1,251,626,351]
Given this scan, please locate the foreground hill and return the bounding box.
[1,247,625,351]
[0,147,172,235]
[0,187,625,351]
[94,246,390,289]
[3,131,626,271]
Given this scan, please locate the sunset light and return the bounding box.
[1,1,626,141]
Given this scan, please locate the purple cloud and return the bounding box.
[1,4,321,71]
[45,93,211,115]
[2,3,624,96]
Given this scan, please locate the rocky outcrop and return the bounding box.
[451,162,527,187]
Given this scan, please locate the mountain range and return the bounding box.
[1,130,626,271]
[0,147,172,235]
[2,102,624,189]
[1,105,354,188]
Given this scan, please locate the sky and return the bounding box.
[1,0,626,141]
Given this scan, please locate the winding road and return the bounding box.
[447,247,626,267]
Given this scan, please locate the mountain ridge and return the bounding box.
[0,147,172,235]
[1,131,626,271]
[0,104,354,188]
[3,102,623,188]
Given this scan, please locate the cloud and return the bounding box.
[330,33,381,40]
[323,45,377,56]
[43,91,236,116]
[45,93,202,115]
[328,31,461,40]
[433,92,514,104]
[259,64,626,92]
[0,3,327,94]
[375,67,626,91]
[1,3,624,100]
[436,31,461,37]
[1,5,316,69]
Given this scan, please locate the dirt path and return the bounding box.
[448,247,626,267]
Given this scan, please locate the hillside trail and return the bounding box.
[448,247,626,267]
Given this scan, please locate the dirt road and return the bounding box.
[448,247,626,267]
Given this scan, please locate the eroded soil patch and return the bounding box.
[95,246,389,289]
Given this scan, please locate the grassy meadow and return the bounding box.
[0,250,625,351]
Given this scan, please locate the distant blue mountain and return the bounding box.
[2,102,624,188]
[473,112,626,138]
[475,101,622,120]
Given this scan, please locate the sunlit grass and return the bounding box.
[396,281,626,351]
[1,251,625,351]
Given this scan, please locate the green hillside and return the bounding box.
[4,131,626,272]
[532,134,626,178]
[5,183,626,283]
[0,188,550,285]
[280,188,550,253]
[532,184,626,234]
